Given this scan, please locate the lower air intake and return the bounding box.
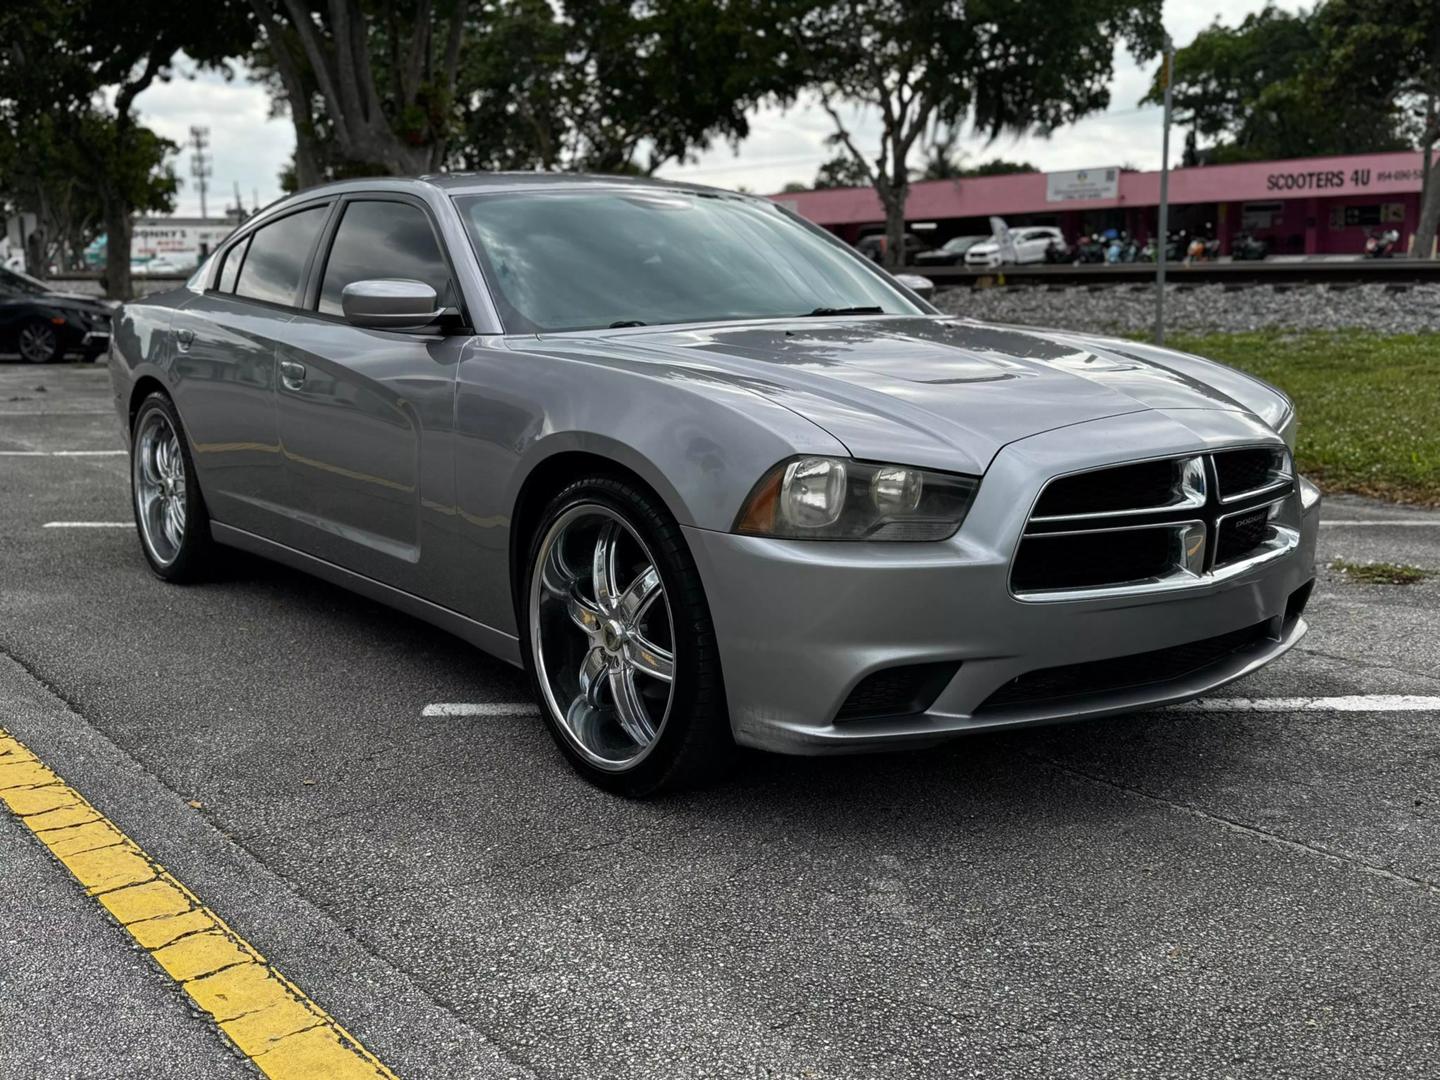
[834,662,959,723]
[977,621,1272,712]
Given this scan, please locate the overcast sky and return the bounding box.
[136,0,1303,218]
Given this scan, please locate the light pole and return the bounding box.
[1155,37,1174,347]
[189,126,212,220]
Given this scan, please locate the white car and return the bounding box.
[964,226,1063,267]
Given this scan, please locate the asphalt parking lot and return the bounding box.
[2,360,1438,1079]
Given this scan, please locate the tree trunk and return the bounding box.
[1416,138,1440,260]
[882,182,908,270]
[104,199,133,301]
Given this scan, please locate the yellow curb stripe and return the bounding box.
[0,729,398,1080]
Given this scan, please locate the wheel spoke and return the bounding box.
[608,667,656,746]
[568,588,602,636]
[578,647,609,708]
[617,563,661,624]
[624,635,673,684]
[164,499,184,550]
[592,521,621,609]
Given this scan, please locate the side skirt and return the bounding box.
[210,522,523,668]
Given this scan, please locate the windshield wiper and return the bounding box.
[608,319,647,328]
[804,305,885,317]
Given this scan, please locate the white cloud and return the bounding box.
[133,63,293,219]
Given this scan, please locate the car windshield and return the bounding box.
[455,189,923,333]
[942,236,981,252]
[0,266,49,297]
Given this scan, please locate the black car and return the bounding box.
[0,266,114,362]
[912,235,989,267]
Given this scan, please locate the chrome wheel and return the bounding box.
[530,504,676,771]
[18,322,58,363]
[133,410,187,567]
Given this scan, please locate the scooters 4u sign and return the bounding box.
[1265,164,1424,193]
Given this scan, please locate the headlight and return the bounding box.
[735,456,978,541]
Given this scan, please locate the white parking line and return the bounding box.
[0,450,124,456]
[1171,695,1440,712]
[42,521,130,529]
[1321,520,1440,527]
[422,702,540,718]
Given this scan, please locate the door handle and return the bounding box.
[174,327,194,352]
[279,360,307,390]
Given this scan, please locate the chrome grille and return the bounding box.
[1012,448,1299,600]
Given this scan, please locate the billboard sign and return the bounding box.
[1045,167,1120,203]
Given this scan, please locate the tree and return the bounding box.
[1141,4,1407,164]
[1311,0,1440,257]
[450,0,799,175]
[812,153,870,189]
[0,109,175,276]
[248,0,470,183]
[790,0,1163,268]
[0,0,250,297]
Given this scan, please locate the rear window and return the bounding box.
[234,205,328,307]
[215,237,249,293]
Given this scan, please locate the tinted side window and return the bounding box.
[234,205,328,307]
[318,200,454,316]
[216,236,249,293]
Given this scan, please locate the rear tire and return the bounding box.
[521,476,732,796]
[130,392,217,583]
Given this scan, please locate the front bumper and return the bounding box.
[686,410,1321,755]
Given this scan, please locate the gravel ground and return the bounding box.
[937,281,1440,336]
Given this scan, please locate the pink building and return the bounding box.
[769,151,1426,257]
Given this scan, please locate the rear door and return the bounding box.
[271,193,467,601]
[169,201,331,540]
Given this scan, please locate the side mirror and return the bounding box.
[341,279,442,329]
[894,273,935,301]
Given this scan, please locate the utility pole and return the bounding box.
[1155,38,1175,347]
[189,126,212,219]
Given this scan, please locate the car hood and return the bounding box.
[21,290,115,315]
[533,315,1283,475]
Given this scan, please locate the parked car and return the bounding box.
[913,235,989,267]
[855,231,929,264]
[964,226,1064,267]
[110,175,1319,795]
[0,265,113,362]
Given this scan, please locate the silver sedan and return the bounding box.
[109,174,1320,794]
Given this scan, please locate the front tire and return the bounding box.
[130,392,216,582]
[17,319,61,363]
[522,476,731,796]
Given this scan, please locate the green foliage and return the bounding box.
[812,155,871,189]
[1144,3,1411,162]
[1164,330,1440,506]
[453,0,798,174]
[1330,559,1432,584]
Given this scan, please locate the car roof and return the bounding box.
[240,171,756,233]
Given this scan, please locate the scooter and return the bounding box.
[1231,231,1269,261]
[1364,228,1399,258]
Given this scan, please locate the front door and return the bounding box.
[273,196,465,601]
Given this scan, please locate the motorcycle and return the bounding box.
[1365,228,1399,258]
[1186,232,1220,263]
[1044,236,1074,264]
[1072,234,1106,265]
[1231,231,1269,261]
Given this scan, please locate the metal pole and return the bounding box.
[1155,40,1174,346]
